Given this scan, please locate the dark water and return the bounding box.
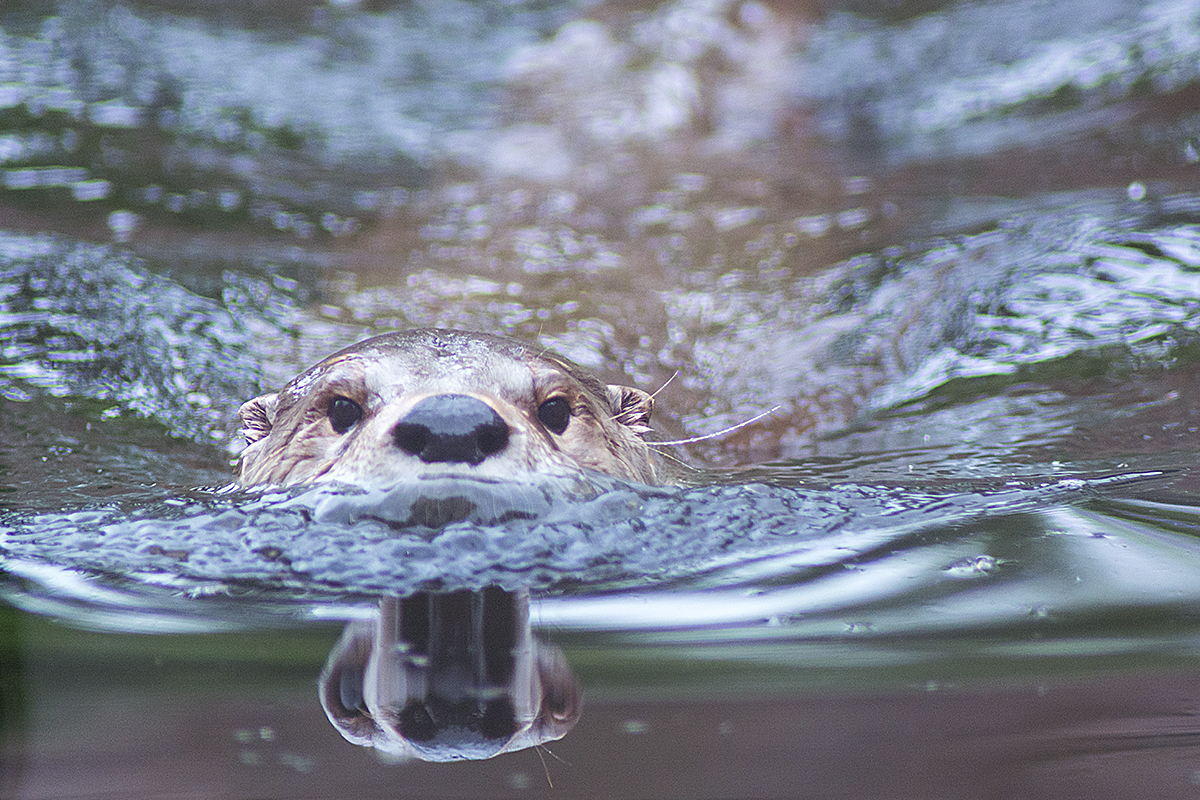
[4,0,1200,797]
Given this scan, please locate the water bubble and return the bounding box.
[72,179,111,202]
[90,101,142,128]
[352,190,379,211]
[836,207,870,230]
[843,176,871,194]
[944,555,1001,578]
[5,169,38,189]
[794,214,831,237]
[106,210,140,242]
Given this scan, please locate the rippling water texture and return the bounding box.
[1,471,1159,600]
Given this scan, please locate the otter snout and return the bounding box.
[391,394,511,465]
[236,329,662,487]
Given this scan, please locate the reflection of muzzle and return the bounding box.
[318,589,582,761]
[300,476,554,529]
[391,394,511,465]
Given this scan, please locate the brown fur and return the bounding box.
[237,329,659,487]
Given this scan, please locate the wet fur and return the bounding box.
[238,329,659,487]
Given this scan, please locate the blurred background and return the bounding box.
[3,2,1200,798]
[2,0,1198,466]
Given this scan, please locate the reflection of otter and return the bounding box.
[238,329,660,487]
[319,589,581,761]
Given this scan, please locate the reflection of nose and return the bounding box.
[392,394,510,465]
[398,697,518,743]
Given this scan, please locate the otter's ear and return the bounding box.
[239,392,278,444]
[607,385,653,434]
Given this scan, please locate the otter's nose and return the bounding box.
[392,394,510,465]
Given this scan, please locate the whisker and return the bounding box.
[535,322,546,352]
[538,743,571,766]
[649,370,679,400]
[533,743,571,787]
[535,745,552,788]
[652,448,692,468]
[649,405,782,447]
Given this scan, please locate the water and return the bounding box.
[4,0,1200,797]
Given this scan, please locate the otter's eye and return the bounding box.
[327,396,363,434]
[537,396,571,435]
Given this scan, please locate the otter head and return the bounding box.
[237,329,658,487]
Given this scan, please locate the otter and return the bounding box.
[237,329,660,487]
[319,590,581,761]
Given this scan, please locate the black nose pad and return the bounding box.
[392,394,510,465]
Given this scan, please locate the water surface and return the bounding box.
[4,1,1200,797]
